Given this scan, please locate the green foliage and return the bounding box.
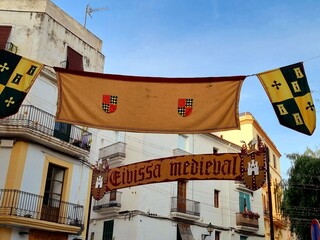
[282,148,320,239]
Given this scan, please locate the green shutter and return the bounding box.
[245,193,251,211]
[239,192,244,212]
[103,220,114,240]
[239,192,251,212]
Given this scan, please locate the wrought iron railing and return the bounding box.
[0,105,92,151]
[93,191,122,210]
[0,189,84,227]
[99,141,126,160]
[171,197,200,216]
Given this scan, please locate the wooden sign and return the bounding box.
[91,146,266,200]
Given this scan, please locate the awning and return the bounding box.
[178,222,195,240]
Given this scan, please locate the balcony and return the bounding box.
[0,105,92,158]
[0,189,84,234]
[99,142,126,168]
[170,197,200,221]
[173,148,191,156]
[236,212,259,231]
[93,191,122,216]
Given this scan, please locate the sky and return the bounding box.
[51,0,320,179]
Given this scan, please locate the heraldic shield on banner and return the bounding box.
[91,160,109,201]
[178,98,193,117]
[102,95,118,114]
[240,139,267,191]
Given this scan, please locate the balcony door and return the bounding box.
[177,180,187,213]
[53,122,71,142]
[41,164,65,223]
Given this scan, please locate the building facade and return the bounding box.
[0,0,104,239]
[220,112,291,240]
[88,130,266,240]
[0,1,288,240]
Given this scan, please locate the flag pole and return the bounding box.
[266,147,275,240]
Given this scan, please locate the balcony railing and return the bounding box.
[0,189,84,227]
[93,191,122,214]
[0,105,92,152]
[171,197,200,217]
[236,212,259,230]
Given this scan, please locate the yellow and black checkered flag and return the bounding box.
[0,50,43,118]
[257,63,316,135]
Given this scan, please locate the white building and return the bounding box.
[0,0,104,239]
[89,131,266,240]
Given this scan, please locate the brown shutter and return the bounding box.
[0,26,12,49]
[67,46,83,71]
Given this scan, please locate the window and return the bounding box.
[273,154,277,169]
[44,164,65,204]
[109,190,117,206]
[103,220,114,240]
[0,26,12,49]
[213,147,218,154]
[178,134,188,151]
[239,192,251,212]
[67,46,83,70]
[115,131,125,142]
[90,232,95,240]
[240,236,247,240]
[215,231,221,240]
[53,122,71,142]
[214,190,219,208]
[41,163,65,222]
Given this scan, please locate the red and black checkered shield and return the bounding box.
[178,98,193,117]
[102,95,118,114]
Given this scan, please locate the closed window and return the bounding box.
[67,46,83,71]
[214,190,219,208]
[215,231,221,240]
[0,26,12,49]
[273,154,277,169]
[177,181,187,212]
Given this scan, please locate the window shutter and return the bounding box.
[67,46,84,71]
[245,193,251,211]
[0,26,12,49]
[239,192,244,212]
[103,220,114,240]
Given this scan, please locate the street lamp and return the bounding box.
[201,222,214,240]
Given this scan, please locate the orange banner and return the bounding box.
[54,67,245,133]
[92,152,266,199]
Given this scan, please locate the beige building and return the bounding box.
[0,0,104,239]
[219,112,291,240]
